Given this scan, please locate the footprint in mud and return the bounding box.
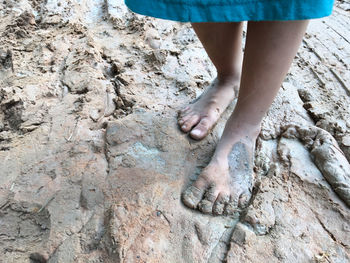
[0,201,51,262]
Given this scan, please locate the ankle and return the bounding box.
[216,72,241,85]
[224,118,261,139]
[239,123,261,139]
[213,124,260,159]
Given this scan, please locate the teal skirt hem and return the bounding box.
[124,0,334,22]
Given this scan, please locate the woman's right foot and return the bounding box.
[177,76,239,140]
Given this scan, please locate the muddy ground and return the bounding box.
[0,0,350,262]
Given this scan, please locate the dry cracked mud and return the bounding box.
[1,0,350,262]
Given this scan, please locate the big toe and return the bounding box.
[190,117,213,140]
[182,185,205,209]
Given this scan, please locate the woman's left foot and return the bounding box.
[178,76,239,140]
[182,124,259,216]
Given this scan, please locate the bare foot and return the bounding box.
[182,127,259,216]
[178,76,239,140]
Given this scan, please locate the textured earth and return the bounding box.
[0,0,350,262]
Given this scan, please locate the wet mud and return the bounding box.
[282,125,350,206]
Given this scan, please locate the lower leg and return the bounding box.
[191,22,243,79]
[182,20,309,215]
[178,22,243,140]
[215,20,310,158]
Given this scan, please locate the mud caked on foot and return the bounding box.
[182,140,255,216]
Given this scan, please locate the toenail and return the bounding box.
[182,125,187,129]
[191,129,201,137]
[187,186,202,197]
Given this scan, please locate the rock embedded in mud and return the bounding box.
[231,223,256,246]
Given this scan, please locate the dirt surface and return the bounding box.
[0,0,350,262]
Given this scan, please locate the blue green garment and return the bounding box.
[124,0,334,22]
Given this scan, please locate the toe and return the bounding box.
[190,117,214,140]
[182,185,205,209]
[178,113,193,126]
[179,106,191,115]
[181,115,200,133]
[198,199,214,214]
[198,186,218,214]
[224,194,240,216]
[238,191,252,209]
[213,193,230,215]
